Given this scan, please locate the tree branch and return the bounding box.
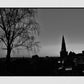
[0,37,7,47]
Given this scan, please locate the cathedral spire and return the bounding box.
[60,35,68,58]
[61,35,66,51]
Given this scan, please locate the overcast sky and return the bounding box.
[1,8,84,57]
[38,8,84,56]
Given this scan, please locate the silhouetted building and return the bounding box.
[32,55,39,60]
[82,51,84,55]
[60,36,68,59]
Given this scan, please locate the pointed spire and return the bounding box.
[61,35,66,51]
[60,35,68,59]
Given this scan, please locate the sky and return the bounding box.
[1,8,84,57]
[38,8,84,56]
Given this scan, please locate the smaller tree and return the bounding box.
[0,8,39,62]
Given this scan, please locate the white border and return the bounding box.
[0,77,84,84]
[0,0,84,7]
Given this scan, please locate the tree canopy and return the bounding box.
[0,8,39,60]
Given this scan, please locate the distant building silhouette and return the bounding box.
[32,55,39,59]
[60,36,68,59]
[59,36,84,72]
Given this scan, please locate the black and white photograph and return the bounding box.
[0,8,84,76]
[1,0,84,84]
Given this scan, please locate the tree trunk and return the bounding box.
[6,45,11,63]
[6,45,12,74]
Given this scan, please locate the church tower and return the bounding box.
[60,36,68,59]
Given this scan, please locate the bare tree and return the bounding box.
[0,8,39,62]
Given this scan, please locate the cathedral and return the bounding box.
[60,36,68,59]
[60,35,84,66]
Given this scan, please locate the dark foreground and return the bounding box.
[0,56,84,76]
